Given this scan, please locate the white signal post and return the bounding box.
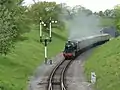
[45,46,47,59]
[39,17,58,64]
[39,17,44,41]
[39,18,42,38]
[49,18,52,38]
[91,72,96,84]
[49,17,58,41]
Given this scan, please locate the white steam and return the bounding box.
[63,11,102,40]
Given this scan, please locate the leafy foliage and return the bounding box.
[114,5,120,31]
[27,1,65,30]
[0,0,31,55]
[0,3,17,55]
[85,36,120,90]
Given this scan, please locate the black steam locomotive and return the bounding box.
[63,40,77,59]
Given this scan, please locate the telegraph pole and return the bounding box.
[39,17,57,64]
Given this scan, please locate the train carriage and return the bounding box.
[63,34,110,60]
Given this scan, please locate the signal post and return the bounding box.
[39,17,57,64]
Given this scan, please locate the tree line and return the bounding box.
[0,0,120,55]
[94,5,120,30]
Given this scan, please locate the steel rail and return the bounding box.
[47,59,72,90]
[60,60,72,90]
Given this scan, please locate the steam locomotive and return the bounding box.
[63,34,110,59]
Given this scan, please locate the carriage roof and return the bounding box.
[68,34,110,42]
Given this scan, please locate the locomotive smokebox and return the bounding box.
[63,40,77,60]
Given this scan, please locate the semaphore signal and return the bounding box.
[39,17,57,64]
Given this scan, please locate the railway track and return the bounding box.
[47,59,73,90]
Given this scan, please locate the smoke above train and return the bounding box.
[67,13,102,40]
[60,8,102,40]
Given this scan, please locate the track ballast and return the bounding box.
[47,59,73,90]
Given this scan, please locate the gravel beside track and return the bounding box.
[65,49,94,90]
[28,53,64,90]
[28,48,94,90]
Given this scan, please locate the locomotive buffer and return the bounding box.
[39,17,57,64]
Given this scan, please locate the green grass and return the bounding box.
[0,24,67,90]
[84,37,120,90]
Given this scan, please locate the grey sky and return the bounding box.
[23,0,120,12]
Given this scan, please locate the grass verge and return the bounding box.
[84,37,120,90]
[0,24,67,90]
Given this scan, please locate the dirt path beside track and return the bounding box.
[28,48,94,90]
[28,53,64,90]
[65,49,94,90]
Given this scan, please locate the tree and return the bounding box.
[62,5,93,20]
[27,1,64,30]
[98,11,104,16]
[103,9,115,18]
[0,0,17,55]
[0,0,31,55]
[113,5,120,31]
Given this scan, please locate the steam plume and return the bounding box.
[61,8,102,40]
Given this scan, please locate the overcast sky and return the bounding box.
[23,0,120,12]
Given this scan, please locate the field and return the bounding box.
[84,37,120,90]
[0,24,67,90]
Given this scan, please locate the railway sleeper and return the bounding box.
[37,82,48,85]
[52,82,61,85]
